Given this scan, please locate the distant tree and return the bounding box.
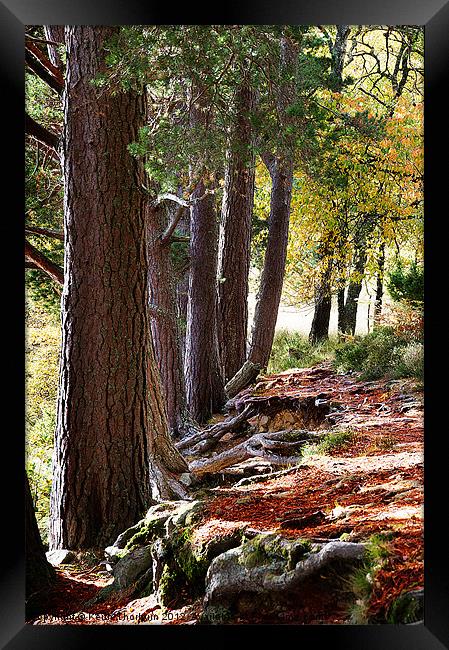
[387,261,424,304]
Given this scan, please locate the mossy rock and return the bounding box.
[238,533,312,571]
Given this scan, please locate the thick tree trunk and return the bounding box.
[248,154,294,367]
[185,179,225,423]
[50,26,187,551]
[147,203,189,437]
[26,473,55,602]
[217,83,255,382]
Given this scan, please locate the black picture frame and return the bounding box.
[2,1,447,647]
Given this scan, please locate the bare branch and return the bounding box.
[25,113,60,154]
[25,239,64,286]
[25,225,64,241]
[160,204,187,246]
[25,47,64,95]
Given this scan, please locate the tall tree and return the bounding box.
[147,200,191,437]
[50,26,187,551]
[217,81,255,381]
[247,34,297,368]
[185,177,225,423]
[309,25,350,343]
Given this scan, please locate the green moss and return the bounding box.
[158,564,178,606]
[170,527,209,591]
[125,518,166,550]
[238,534,311,570]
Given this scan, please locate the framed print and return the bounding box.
[1,0,447,647]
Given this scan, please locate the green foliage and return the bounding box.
[25,299,60,544]
[25,73,64,314]
[333,326,419,381]
[346,532,394,624]
[316,429,357,454]
[387,261,424,304]
[268,329,338,373]
[386,590,422,624]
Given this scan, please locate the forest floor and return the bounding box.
[29,363,423,626]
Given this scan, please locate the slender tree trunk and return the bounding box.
[248,154,294,367]
[310,25,351,342]
[50,26,187,551]
[26,473,55,602]
[374,242,385,324]
[147,203,189,437]
[217,83,255,381]
[185,179,225,423]
[175,209,190,365]
[43,26,64,69]
[247,35,297,368]
[309,258,333,344]
[337,287,346,333]
[342,220,371,335]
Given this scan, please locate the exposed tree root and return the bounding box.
[224,361,263,398]
[188,429,324,476]
[176,404,257,454]
[204,537,366,611]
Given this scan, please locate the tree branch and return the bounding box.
[25,239,63,286]
[25,225,64,241]
[25,113,60,154]
[25,41,64,85]
[25,47,64,95]
[160,205,187,246]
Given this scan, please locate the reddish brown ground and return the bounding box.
[30,364,423,626]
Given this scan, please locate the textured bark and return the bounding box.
[248,35,297,368]
[224,360,262,399]
[249,154,294,367]
[185,179,225,423]
[217,83,255,381]
[147,202,189,436]
[26,473,55,601]
[50,26,187,551]
[175,208,190,364]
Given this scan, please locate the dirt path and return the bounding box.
[30,363,423,625]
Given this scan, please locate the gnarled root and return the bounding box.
[188,429,324,476]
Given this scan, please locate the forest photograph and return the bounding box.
[24,24,424,626]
